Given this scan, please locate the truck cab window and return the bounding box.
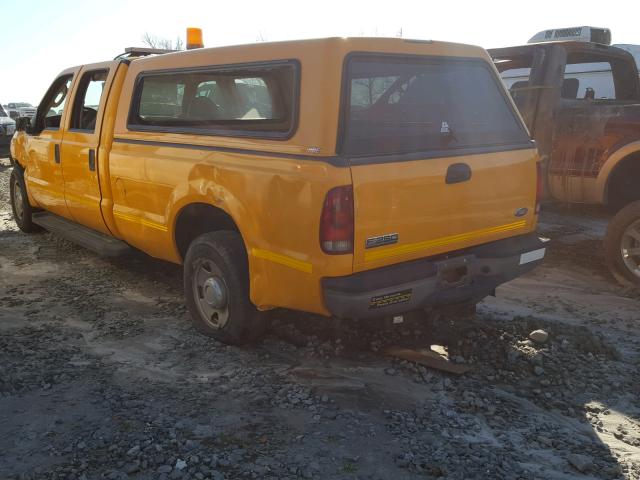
[71,70,109,131]
[563,61,615,100]
[41,75,73,130]
[234,77,273,119]
[351,75,400,107]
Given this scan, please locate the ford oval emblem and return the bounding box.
[515,207,529,217]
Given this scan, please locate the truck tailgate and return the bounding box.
[351,148,538,271]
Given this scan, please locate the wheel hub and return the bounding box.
[621,219,640,279]
[192,260,230,330]
[202,276,227,309]
[12,178,24,221]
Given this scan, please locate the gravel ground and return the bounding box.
[1,157,639,480]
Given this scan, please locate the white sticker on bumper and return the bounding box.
[519,248,546,265]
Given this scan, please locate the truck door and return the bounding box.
[60,62,118,234]
[548,50,640,203]
[25,71,78,219]
[493,45,566,199]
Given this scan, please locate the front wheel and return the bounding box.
[604,200,640,287]
[10,167,41,233]
[183,231,267,345]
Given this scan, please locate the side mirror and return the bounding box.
[16,117,32,134]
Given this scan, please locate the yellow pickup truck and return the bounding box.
[10,37,546,344]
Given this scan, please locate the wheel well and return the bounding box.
[174,203,240,260]
[11,156,23,172]
[606,152,640,211]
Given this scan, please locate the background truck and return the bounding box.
[501,27,640,101]
[490,28,640,286]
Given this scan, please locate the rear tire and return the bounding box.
[604,200,640,287]
[10,167,42,233]
[183,231,267,345]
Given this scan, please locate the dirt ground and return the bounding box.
[1,156,639,480]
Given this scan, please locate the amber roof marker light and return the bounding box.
[187,28,204,49]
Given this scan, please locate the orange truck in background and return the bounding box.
[10,37,546,344]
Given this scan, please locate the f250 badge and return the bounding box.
[366,233,399,249]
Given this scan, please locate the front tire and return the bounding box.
[10,167,41,233]
[604,200,640,287]
[183,231,267,345]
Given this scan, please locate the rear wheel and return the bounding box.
[10,167,41,233]
[183,231,267,345]
[604,200,640,286]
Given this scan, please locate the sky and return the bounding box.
[1,0,639,105]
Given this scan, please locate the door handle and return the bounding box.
[88,149,96,171]
[445,163,472,184]
[54,144,60,164]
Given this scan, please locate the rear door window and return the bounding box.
[342,56,530,157]
[70,69,109,131]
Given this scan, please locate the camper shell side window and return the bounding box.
[127,60,300,139]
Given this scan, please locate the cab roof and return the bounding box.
[123,37,489,68]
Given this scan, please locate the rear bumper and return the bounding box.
[322,233,547,318]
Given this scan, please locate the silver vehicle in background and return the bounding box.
[0,104,17,155]
[3,102,37,120]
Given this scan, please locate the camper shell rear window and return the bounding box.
[340,54,531,158]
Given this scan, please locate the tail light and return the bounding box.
[320,185,354,254]
[535,162,543,214]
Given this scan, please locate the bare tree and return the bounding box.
[353,77,379,106]
[256,30,268,42]
[141,33,184,50]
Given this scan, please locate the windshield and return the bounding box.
[342,56,530,157]
[8,102,33,108]
[0,105,7,117]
